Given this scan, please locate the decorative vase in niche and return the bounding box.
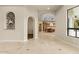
[6,12,15,30]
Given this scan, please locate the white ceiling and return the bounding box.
[27,5,63,12]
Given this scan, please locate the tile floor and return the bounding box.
[0,32,79,54]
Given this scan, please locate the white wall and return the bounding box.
[56,5,79,48]
[0,6,25,42]
[0,6,38,42]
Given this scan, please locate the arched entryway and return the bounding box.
[27,16,35,40]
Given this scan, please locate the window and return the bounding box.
[67,6,79,38]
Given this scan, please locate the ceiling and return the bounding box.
[26,5,63,21]
[27,5,63,12]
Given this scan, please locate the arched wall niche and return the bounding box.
[6,11,15,30]
[27,16,35,40]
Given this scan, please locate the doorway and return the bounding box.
[38,21,56,33]
[28,16,34,39]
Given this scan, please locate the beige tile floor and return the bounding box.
[0,32,79,54]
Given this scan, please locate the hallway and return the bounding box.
[0,32,79,54]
